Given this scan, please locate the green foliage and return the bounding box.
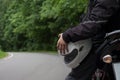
[0,50,8,59]
[0,0,87,51]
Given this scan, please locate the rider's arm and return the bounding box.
[62,0,120,43]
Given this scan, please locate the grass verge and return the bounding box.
[0,50,8,59]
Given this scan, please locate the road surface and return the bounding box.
[0,52,70,80]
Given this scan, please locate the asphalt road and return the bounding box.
[0,52,70,80]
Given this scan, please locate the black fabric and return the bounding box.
[62,0,120,43]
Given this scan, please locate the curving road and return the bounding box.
[0,52,70,80]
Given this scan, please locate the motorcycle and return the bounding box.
[92,30,120,80]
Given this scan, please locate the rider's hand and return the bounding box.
[57,33,68,55]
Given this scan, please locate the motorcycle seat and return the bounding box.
[105,30,120,40]
[96,30,120,57]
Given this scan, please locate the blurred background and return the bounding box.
[0,0,87,52]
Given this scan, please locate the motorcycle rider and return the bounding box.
[57,0,120,80]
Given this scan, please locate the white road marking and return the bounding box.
[3,53,13,60]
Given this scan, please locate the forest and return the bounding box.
[0,0,87,51]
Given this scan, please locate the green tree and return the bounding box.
[0,0,87,51]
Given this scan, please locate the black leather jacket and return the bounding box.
[62,0,120,44]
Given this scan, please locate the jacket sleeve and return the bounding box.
[62,0,120,43]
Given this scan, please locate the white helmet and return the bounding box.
[58,38,92,68]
